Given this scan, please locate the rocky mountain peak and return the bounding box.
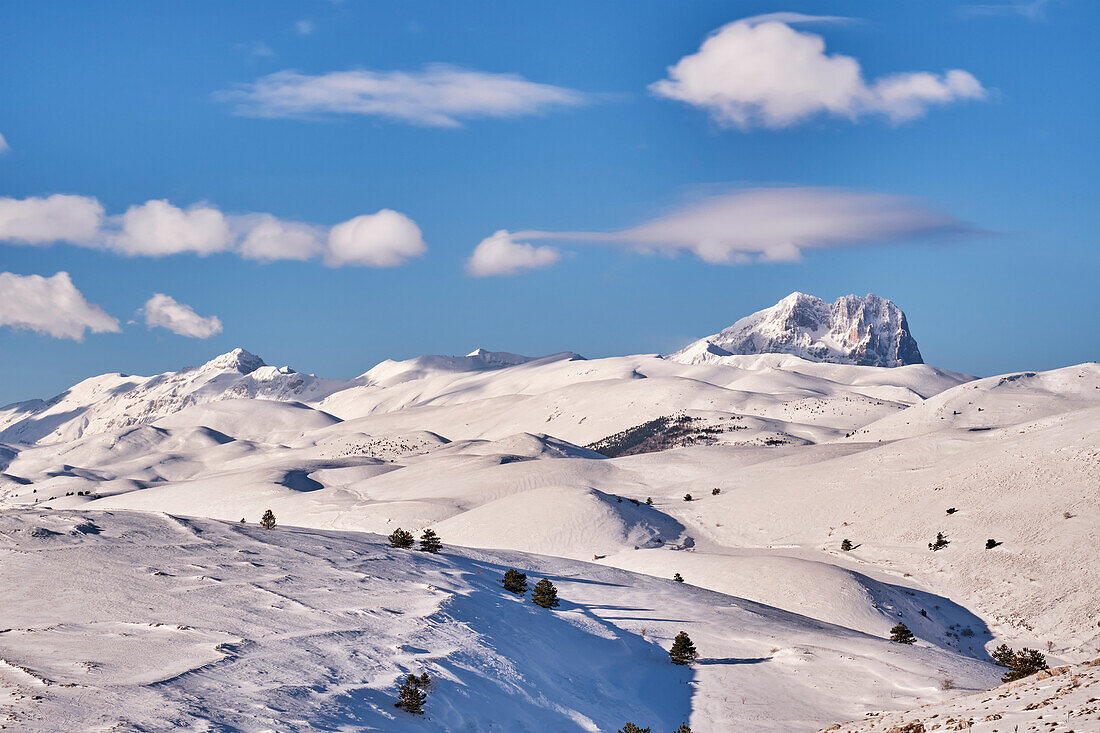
[671,292,923,367]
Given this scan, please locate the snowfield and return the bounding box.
[1,296,1097,730]
[0,509,999,732]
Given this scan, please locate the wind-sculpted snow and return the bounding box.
[0,340,1095,729]
[0,509,998,731]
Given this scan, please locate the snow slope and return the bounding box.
[0,329,1095,730]
[0,509,999,732]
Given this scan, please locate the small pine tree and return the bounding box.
[394,673,427,715]
[418,671,431,687]
[841,539,853,551]
[711,488,720,496]
[992,644,1048,682]
[985,538,998,549]
[946,507,957,514]
[502,569,528,596]
[388,528,414,549]
[890,623,916,644]
[669,631,697,665]
[683,493,693,502]
[260,509,276,529]
[618,724,651,733]
[531,578,560,608]
[240,518,246,523]
[419,528,442,553]
[646,497,653,505]
[674,724,692,733]
[929,532,948,551]
[673,572,684,583]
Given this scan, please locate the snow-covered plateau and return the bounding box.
[1,293,1096,731]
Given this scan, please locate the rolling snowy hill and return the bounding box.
[0,294,1096,730]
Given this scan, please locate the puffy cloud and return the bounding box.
[142,293,223,339]
[219,65,587,127]
[236,214,324,261]
[0,194,104,244]
[109,200,232,256]
[326,209,427,267]
[0,195,426,268]
[514,187,976,264]
[0,132,9,154]
[0,271,120,341]
[466,230,561,277]
[650,17,986,128]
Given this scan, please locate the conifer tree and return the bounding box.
[890,623,916,644]
[394,673,427,715]
[669,631,697,665]
[617,724,650,733]
[502,569,528,596]
[260,509,276,529]
[985,538,998,549]
[683,493,693,502]
[531,578,560,608]
[388,528,414,549]
[673,572,684,582]
[419,528,442,553]
[674,724,692,733]
[928,532,948,551]
[646,497,653,505]
[992,644,1048,682]
[711,488,721,496]
[841,539,853,551]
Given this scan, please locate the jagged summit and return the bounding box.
[671,292,924,367]
[199,348,267,375]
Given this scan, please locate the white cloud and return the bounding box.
[0,194,104,244]
[219,65,587,127]
[466,230,561,277]
[109,200,232,256]
[0,132,9,154]
[326,209,427,267]
[295,19,315,35]
[960,0,1052,20]
[0,195,427,268]
[0,271,120,341]
[738,12,854,26]
[650,17,986,128]
[142,293,223,339]
[236,214,324,261]
[514,187,975,264]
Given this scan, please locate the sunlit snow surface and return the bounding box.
[0,345,1097,730]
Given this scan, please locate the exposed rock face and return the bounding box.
[671,292,924,367]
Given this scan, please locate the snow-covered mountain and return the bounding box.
[1,312,1097,730]
[671,292,924,367]
[0,348,345,445]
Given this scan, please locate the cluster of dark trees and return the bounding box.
[388,527,442,553]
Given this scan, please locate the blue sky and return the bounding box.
[1,0,1096,405]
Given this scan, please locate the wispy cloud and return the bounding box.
[0,132,9,154]
[217,65,588,127]
[142,293,223,339]
[0,195,426,268]
[959,0,1054,20]
[651,15,986,129]
[466,230,561,277]
[0,271,120,341]
[510,187,977,265]
[294,19,316,35]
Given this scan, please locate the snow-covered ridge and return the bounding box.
[671,292,924,367]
